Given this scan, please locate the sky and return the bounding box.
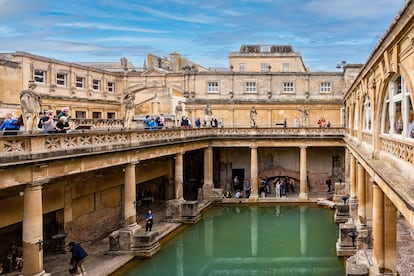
[0,0,406,72]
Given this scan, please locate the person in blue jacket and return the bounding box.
[145,209,155,231]
[68,241,88,275]
[0,113,20,134]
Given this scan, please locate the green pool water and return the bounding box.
[118,205,344,276]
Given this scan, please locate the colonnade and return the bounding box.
[347,151,398,274]
[21,144,312,274]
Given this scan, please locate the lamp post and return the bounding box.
[347,230,359,247]
[336,60,347,70]
[341,195,349,205]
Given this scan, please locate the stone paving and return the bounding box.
[3,191,414,276]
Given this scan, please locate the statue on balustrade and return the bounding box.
[124,92,135,129]
[250,106,257,127]
[175,101,184,127]
[204,103,212,122]
[20,80,42,133]
[298,106,309,127]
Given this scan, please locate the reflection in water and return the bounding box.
[120,205,344,276]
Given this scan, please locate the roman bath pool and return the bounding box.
[115,204,344,275]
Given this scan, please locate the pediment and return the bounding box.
[141,67,167,77]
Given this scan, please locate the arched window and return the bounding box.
[362,96,372,132]
[381,76,414,138]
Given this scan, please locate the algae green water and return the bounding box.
[120,205,344,276]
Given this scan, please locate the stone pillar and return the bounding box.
[299,146,308,200]
[203,146,214,198]
[175,152,184,200]
[357,163,366,225]
[64,182,73,242]
[124,163,137,225]
[372,183,384,273]
[349,154,357,200]
[250,146,259,199]
[384,195,397,273]
[22,183,45,276]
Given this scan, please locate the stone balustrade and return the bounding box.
[0,127,345,165]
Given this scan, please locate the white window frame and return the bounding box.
[92,79,101,91]
[207,81,219,93]
[282,63,290,72]
[76,76,85,89]
[245,82,257,93]
[107,81,115,93]
[261,63,269,73]
[34,69,46,84]
[283,82,294,93]
[320,82,331,93]
[56,73,67,86]
[239,63,246,72]
[381,76,413,137]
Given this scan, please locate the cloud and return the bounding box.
[55,22,167,33]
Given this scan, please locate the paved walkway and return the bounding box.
[3,190,414,275]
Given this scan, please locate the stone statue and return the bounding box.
[204,104,212,116]
[175,101,184,127]
[298,106,309,126]
[120,57,128,71]
[20,81,42,133]
[124,93,135,129]
[250,106,257,127]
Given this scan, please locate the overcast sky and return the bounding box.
[0,0,406,71]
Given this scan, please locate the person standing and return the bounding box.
[41,110,56,134]
[145,210,154,231]
[326,178,332,193]
[0,113,20,134]
[68,241,88,275]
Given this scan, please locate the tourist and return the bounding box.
[244,180,251,198]
[408,114,414,138]
[294,116,300,127]
[41,110,56,134]
[223,191,232,198]
[195,117,201,128]
[181,116,190,128]
[55,116,70,133]
[68,241,88,275]
[158,114,165,129]
[6,243,23,272]
[143,115,150,129]
[149,117,158,130]
[326,178,332,193]
[275,180,281,199]
[235,190,242,198]
[145,210,155,231]
[0,113,20,134]
[57,106,70,120]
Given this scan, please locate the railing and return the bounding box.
[380,135,414,165]
[0,127,345,165]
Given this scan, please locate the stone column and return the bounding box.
[372,183,384,273]
[64,181,73,242]
[203,146,214,198]
[250,146,259,199]
[384,195,397,273]
[357,163,366,225]
[299,146,308,200]
[175,152,184,200]
[124,163,137,225]
[349,154,357,200]
[22,182,45,276]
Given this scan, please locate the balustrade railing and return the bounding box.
[0,127,345,164]
[380,135,414,165]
